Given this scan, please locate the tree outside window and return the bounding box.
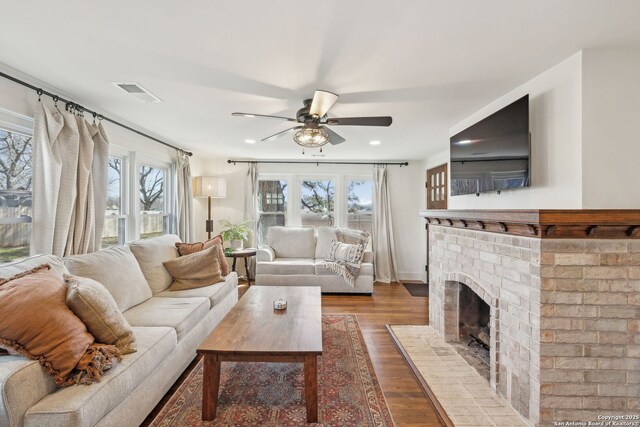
[347,180,373,244]
[139,165,167,239]
[0,129,33,263]
[300,180,335,229]
[102,157,125,248]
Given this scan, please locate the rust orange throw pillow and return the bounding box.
[0,265,121,386]
[175,235,230,276]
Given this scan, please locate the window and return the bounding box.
[0,128,32,263]
[347,179,373,239]
[257,179,288,245]
[101,156,127,248]
[139,164,168,239]
[300,179,335,229]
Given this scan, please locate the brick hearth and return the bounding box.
[427,224,640,427]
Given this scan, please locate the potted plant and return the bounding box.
[219,219,252,251]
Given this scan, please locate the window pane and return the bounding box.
[139,165,166,213]
[300,180,335,229]
[107,158,122,213]
[139,214,167,240]
[0,129,32,263]
[102,157,125,248]
[347,180,373,242]
[139,165,167,239]
[257,179,288,246]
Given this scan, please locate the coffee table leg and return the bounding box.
[304,355,318,423]
[202,355,221,421]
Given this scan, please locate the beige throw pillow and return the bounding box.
[65,275,137,354]
[175,236,230,276]
[163,245,224,291]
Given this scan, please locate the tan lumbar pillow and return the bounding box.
[65,274,137,355]
[0,265,121,386]
[163,245,224,291]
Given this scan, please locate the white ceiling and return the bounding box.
[1,0,640,161]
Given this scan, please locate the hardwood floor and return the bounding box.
[143,281,442,426]
[320,282,441,427]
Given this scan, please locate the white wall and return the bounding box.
[444,52,584,209]
[582,49,640,208]
[192,159,427,281]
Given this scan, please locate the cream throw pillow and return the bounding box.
[163,245,224,291]
[65,275,137,354]
[326,240,365,264]
[64,245,152,312]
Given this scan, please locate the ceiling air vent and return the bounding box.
[112,82,162,103]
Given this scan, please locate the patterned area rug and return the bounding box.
[149,314,394,427]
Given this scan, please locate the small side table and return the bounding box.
[229,248,257,285]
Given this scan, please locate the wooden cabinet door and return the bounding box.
[426,163,448,210]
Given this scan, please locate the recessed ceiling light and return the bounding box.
[369,140,381,146]
[244,139,256,144]
[457,140,473,145]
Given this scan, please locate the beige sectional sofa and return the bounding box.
[255,226,374,294]
[0,234,238,427]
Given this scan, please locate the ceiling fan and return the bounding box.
[232,90,392,152]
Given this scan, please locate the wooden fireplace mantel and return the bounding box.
[419,209,640,239]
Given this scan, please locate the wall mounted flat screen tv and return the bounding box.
[450,95,530,196]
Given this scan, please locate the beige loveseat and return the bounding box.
[255,226,374,294]
[0,234,238,427]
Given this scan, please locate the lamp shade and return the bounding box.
[193,176,227,198]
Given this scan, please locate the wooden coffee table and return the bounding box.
[197,286,323,422]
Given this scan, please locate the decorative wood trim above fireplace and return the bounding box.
[419,209,640,239]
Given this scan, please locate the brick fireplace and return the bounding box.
[421,210,640,427]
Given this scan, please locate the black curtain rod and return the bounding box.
[227,159,409,166]
[0,70,193,157]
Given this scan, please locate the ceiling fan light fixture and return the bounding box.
[293,127,329,148]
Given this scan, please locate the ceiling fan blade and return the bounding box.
[261,126,303,142]
[232,112,297,122]
[326,116,393,127]
[309,90,339,117]
[323,126,346,145]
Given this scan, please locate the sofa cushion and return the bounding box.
[123,297,209,342]
[315,259,374,276]
[0,254,68,281]
[163,245,223,291]
[156,273,238,307]
[315,226,338,259]
[65,275,137,355]
[256,258,315,275]
[129,234,181,294]
[65,246,152,312]
[24,327,176,427]
[267,226,315,259]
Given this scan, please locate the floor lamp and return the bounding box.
[193,176,227,239]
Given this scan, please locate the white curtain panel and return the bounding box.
[32,102,109,257]
[176,152,194,242]
[243,162,258,275]
[373,165,398,283]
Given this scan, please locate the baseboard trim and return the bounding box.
[397,272,427,282]
[385,324,454,427]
